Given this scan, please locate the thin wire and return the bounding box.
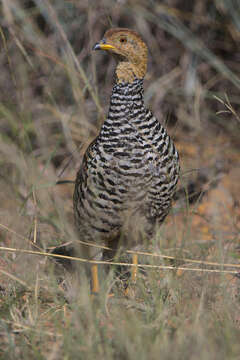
[1,223,240,270]
[75,239,240,269]
[0,246,239,275]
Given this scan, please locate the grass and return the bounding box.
[0,0,240,359]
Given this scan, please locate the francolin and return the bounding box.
[73,28,180,293]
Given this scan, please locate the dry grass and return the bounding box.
[0,0,240,359]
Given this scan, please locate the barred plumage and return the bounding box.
[73,28,180,288]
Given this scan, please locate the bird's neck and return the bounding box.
[98,79,146,146]
[115,61,147,84]
[105,78,145,124]
[98,78,146,138]
[111,77,144,101]
[98,78,145,138]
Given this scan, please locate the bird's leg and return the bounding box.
[91,264,100,294]
[131,253,138,282]
[124,253,138,296]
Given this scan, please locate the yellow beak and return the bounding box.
[92,42,116,51]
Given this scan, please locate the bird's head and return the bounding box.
[93,28,148,84]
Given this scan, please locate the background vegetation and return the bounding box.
[0,0,240,358]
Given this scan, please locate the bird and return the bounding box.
[73,28,180,293]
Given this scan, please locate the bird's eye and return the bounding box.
[120,37,127,44]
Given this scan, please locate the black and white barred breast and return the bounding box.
[73,78,180,248]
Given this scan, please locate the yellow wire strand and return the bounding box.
[1,223,240,270]
[0,246,239,275]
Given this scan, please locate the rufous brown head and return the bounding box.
[93,28,148,83]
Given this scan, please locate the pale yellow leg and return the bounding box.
[124,253,138,296]
[131,253,138,282]
[91,264,99,294]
